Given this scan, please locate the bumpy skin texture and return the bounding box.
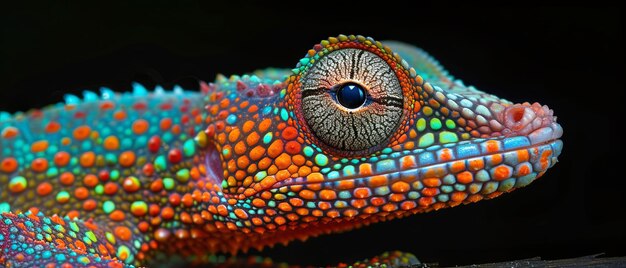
[0,35,563,267]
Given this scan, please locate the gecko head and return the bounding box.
[201,35,562,246]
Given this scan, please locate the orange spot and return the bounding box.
[389,193,405,202]
[234,141,247,155]
[401,201,417,210]
[30,140,49,153]
[161,207,175,220]
[61,137,71,146]
[359,163,373,176]
[103,136,120,151]
[246,132,260,146]
[236,155,250,170]
[421,187,438,197]
[517,164,531,176]
[319,190,337,200]
[258,119,272,132]
[466,194,483,203]
[79,152,96,167]
[267,140,284,158]
[110,210,126,221]
[242,121,255,133]
[401,156,417,169]
[298,189,315,200]
[45,121,61,133]
[391,181,410,193]
[493,165,511,181]
[83,174,99,187]
[456,171,473,184]
[36,182,53,196]
[382,203,398,212]
[74,187,89,200]
[517,149,530,162]
[278,202,292,212]
[292,155,306,166]
[422,178,441,188]
[233,208,249,219]
[119,151,136,167]
[450,161,466,173]
[31,158,48,172]
[104,182,118,195]
[54,151,70,167]
[1,157,18,173]
[281,127,298,140]
[83,199,97,211]
[284,141,301,154]
[259,176,277,189]
[274,153,292,169]
[114,110,127,120]
[73,125,91,140]
[229,128,241,143]
[132,119,149,134]
[540,150,552,170]
[2,126,19,138]
[160,118,172,130]
[306,172,324,183]
[490,154,503,165]
[370,197,385,206]
[354,188,371,198]
[451,192,468,202]
[60,172,75,186]
[468,159,484,171]
[115,226,132,241]
[485,140,500,153]
[418,197,434,207]
[368,175,388,187]
[337,180,355,190]
[249,146,266,161]
[439,149,452,161]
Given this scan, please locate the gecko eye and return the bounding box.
[300,48,404,153]
[336,83,366,109]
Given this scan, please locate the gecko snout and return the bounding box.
[500,102,563,144]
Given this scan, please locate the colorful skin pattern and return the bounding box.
[0,35,563,267]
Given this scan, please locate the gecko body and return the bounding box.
[0,35,563,267]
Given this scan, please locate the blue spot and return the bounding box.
[338,191,352,199]
[64,94,81,105]
[82,90,98,101]
[280,108,289,121]
[503,136,530,150]
[456,144,480,158]
[226,114,237,125]
[327,171,340,179]
[418,152,436,165]
[375,159,396,173]
[56,254,67,262]
[132,82,148,96]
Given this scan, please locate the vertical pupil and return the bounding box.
[337,83,366,109]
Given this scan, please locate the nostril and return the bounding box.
[510,107,526,123]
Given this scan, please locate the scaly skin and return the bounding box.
[0,35,563,267]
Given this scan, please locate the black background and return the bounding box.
[1,4,624,267]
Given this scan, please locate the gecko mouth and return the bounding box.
[268,123,563,191]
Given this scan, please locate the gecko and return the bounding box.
[0,35,563,267]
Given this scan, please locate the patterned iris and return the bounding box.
[336,83,366,109]
[300,48,404,153]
